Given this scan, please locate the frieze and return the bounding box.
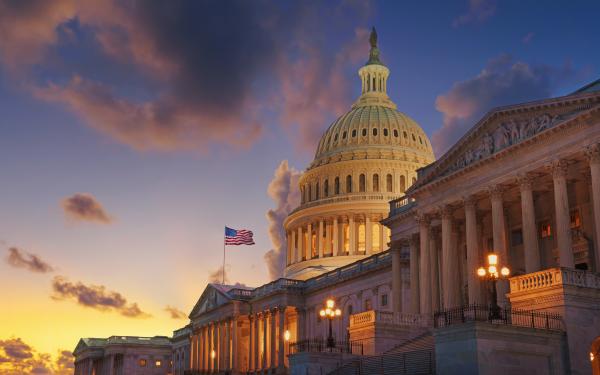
[441,110,581,177]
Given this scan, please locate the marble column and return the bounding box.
[366,216,373,255]
[208,323,213,373]
[287,231,292,265]
[586,144,600,271]
[333,217,339,256]
[232,318,238,371]
[291,230,296,264]
[253,315,260,373]
[296,227,303,262]
[190,333,196,370]
[489,185,508,306]
[225,319,231,370]
[248,315,254,372]
[409,236,420,314]
[429,226,440,312]
[262,313,268,371]
[391,244,403,314]
[306,223,313,259]
[552,160,575,268]
[278,308,286,372]
[417,214,431,314]
[349,216,357,255]
[442,205,460,308]
[464,196,481,304]
[318,219,324,258]
[325,220,331,256]
[380,222,386,251]
[518,174,541,273]
[270,309,277,371]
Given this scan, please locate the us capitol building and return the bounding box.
[73,30,600,375]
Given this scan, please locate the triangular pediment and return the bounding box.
[188,283,235,319]
[411,90,600,191]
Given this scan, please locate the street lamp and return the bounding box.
[477,253,510,319]
[319,298,342,348]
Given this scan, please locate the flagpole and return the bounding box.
[223,229,226,284]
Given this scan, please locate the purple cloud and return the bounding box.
[453,0,496,27]
[6,247,54,273]
[61,193,112,224]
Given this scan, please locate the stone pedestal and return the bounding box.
[434,322,567,375]
[508,268,600,375]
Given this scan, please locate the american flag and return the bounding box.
[225,227,255,245]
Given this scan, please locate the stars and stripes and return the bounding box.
[224,226,255,245]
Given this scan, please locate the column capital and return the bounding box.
[439,204,453,219]
[462,195,477,208]
[516,173,535,191]
[414,213,430,225]
[585,143,600,164]
[551,158,569,178]
[487,184,504,201]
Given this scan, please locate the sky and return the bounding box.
[0,0,599,373]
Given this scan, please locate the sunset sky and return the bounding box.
[1,0,599,373]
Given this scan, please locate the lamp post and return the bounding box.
[477,253,510,319]
[319,298,342,348]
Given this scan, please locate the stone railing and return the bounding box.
[349,310,431,328]
[291,193,401,214]
[509,267,600,293]
[389,196,416,217]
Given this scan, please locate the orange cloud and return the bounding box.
[164,306,187,320]
[51,276,151,318]
[0,337,73,375]
[61,193,112,224]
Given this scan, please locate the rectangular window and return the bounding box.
[311,232,317,258]
[372,224,380,252]
[570,209,581,229]
[540,222,552,238]
[358,224,366,253]
[139,359,147,367]
[155,360,162,367]
[511,229,523,246]
[381,294,388,307]
[365,298,372,311]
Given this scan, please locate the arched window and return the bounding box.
[324,179,329,197]
[343,131,347,139]
[352,129,357,137]
[403,131,408,138]
[367,74,370,91]
[386,174,393,192]
[412,134,416,141]
[393,129,398,137]
[400,175,406,193]
[362,128,367,136]
[334,133,338,141]
[372,77,376,91]
[383,128,388,136]
[373,128,378,136]
[359,174,366,192]
[335,177,340,195]
[315,182,320,200]
[346,175,352,193]
[419,136,423,144]
[373,174,379,192]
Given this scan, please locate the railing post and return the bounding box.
[545,314,549,329]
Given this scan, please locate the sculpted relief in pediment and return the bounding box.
[440,108,583,177]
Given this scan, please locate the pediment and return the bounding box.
[188,284,233,319]
[412,91,600,190]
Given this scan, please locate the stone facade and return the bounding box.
[73,336,172,375]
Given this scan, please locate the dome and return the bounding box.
[283,28,436,281]
[312,105,434,165]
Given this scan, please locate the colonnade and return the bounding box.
[190,317,238,374]
[246,307,290,374]
[393,146,600,315]
[287,215,391,265]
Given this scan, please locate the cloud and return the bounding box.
[164,305,187,320]
[6,247,54,273]
[0,1,371,153]
[51,276,151,318]
[432,54,576,155]
[453,0,496,27]
[61,193,112,224]
[263,160,302,280]
[522,32,535,44]
[0,337,73,375]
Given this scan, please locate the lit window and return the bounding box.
[381,294,388,307]
[541,223,552,238]
[358,224,366,252]
[372,224,380,252]
[571,210,581,229]
[343,224,350,254]
[155,360,162,367]
[139,359,147,367]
